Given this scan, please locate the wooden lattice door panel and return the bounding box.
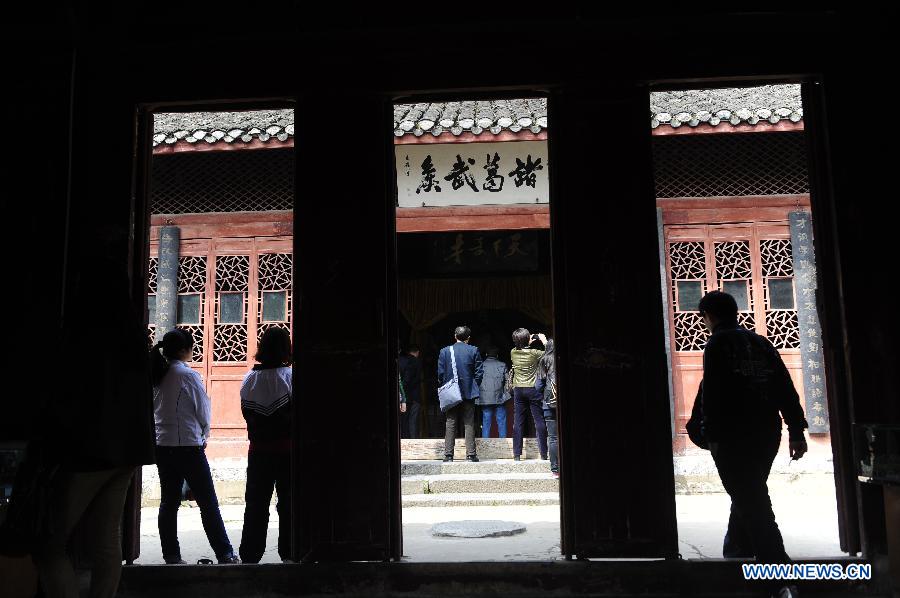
[177,240,213,388]
[177,253,209,364]
[255,239,293,344]
[148,234,293,446]
[147,256,158,345]
[664,228,708,433]
[668,239,709,351]
[213,254,251,362]
[206,237,293,443]
[663,222,804,437]
[207,238,254,440]
[759,234,801,349]
[757,226,804,406]
[714,241,756,331]
[147,239,212,386]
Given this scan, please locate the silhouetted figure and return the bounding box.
[535,339,559,476]
[398,345,423,438]
[151,329,239,565]
[438,326,484,462]
[510,329,548,461]
[476,346,511,438]
[33,231,155,598]
[689,291,808,598]
[239,327,293,563]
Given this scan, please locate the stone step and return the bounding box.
[401,459,550,476]
[402,492,560,508]
[402,438,543,461]
[401,472,559,495]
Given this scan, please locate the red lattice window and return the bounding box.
[147,257,158,344]
[176,256,208,362]
[653,132,809,198]
[257,252,293,342]
[669,241,709,351]
[714,241,756,332]
[214,255,250,362]
[761,239,800,349]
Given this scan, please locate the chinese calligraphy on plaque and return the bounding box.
[790,211,829,433]
[428,231,540,273]
[397,141,549,207]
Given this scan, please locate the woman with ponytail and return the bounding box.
[152,329,239,564]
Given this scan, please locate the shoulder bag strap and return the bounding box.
[449,345,459,383]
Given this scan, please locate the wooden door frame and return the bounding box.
[128,98,296,563]
[650,77,861,555]
[388,88,560,558]
[122,78,863,564]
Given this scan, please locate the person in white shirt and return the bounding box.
[150,328,239,564]
[238,327,293,563]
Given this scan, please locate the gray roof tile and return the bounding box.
[151,86,803,149]
[152,109,294,148]
[649,84,802,130]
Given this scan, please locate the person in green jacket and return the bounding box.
[510,328,548,461]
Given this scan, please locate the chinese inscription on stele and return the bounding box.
[790,211,828,433]
[396,141,550,207]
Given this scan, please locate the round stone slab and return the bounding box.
[430,520,527,538]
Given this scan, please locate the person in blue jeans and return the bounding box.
[151,329,239,565]
[476,346,510,437]
[535,339,559,476]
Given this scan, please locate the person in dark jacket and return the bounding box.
[438,326,484,462]
[476,346,510,438]
[239,327,292,563]
[398,345,422,438]
[691,291,808,598]
[535,339,559,476]
[34,227,156,597]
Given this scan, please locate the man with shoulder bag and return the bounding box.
[437,326,484,462]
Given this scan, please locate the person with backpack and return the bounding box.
[476,346,511,438]
[535,339,559,477]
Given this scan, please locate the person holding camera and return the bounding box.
[510,328,548,461]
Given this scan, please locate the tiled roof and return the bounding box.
[152,109,294,148]
[392,98,548,138]
[650,84,802,129]
[151,86,803,149]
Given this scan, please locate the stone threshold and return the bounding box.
[117,557,884,598]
